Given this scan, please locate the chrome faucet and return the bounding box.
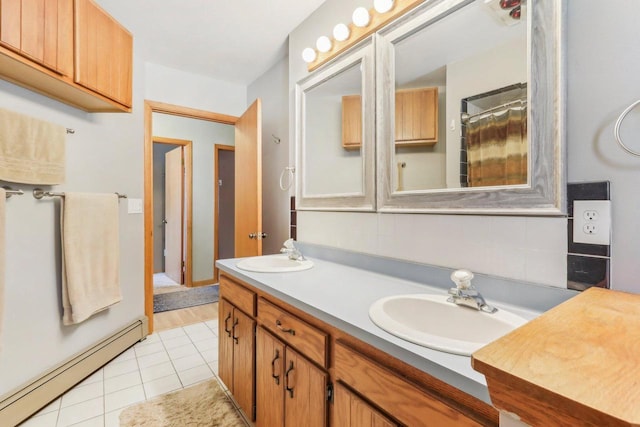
[280,239,306,261]
[447,269,497,314]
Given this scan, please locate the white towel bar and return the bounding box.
[32,189,127,200]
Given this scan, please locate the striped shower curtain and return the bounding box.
[466,105,527,187]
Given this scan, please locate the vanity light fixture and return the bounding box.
[316,36,332,53]
[333,23,350,41]
[302,47,317,63]
[352,7,371,27]
[304,0,426,72]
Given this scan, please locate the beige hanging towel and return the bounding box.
[61,192,121,325]
[0,108,66,185]
[0,188,5,351]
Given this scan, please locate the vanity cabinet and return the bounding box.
[256,326,328,427]
[218,276,256,420]
[394,87,438,146]
[334,382,397,427]
[0,0,132,111]
[0,0,73,76]
[342,95,362,150]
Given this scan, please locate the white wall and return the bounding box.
[0,57,145,394]
[152,113,235,282]
[248,57,293,255]
[289,0,566,288]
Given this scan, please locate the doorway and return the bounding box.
[214,145,235,282]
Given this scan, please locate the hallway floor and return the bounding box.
[20,318,221,427]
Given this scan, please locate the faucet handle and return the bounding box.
[451,269,474,290]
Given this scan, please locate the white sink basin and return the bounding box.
[369,294,527,356]
[236,254,314,273]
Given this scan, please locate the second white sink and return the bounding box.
[236,254,314,273]
[369,294,528,356]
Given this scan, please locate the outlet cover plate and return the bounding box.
[573,200,611,245]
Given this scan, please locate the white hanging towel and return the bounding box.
[0,188,5,350]
[0,108,66,185]
[61,192,121,325]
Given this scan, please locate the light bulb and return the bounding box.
[352,7,370,27]
[373,0,394,13]
[302,47,317,63]
[316,36,332,53]
[333,23,350,41]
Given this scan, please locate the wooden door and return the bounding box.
[334,383,397,427]
[0,0,73,76]
[234,99,262,258]
[284,348,328,427]
[164,146,183,284]
[74,0,132,106]
[233,308,256,420]
[218,299,235,392]
[256,327,285,427]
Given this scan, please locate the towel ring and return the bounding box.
[614,99,640,157]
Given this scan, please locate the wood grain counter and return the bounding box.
[472,287,640,427]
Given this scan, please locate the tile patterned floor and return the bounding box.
[20,319,221,427]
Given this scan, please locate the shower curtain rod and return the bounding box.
[461,98,526,122]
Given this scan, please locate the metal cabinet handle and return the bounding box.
[224,313,232,337]
[259,232,268,239]
[248,233,256,239]
[285,360,295,398]
[275,319,295,336]
[232,318,239,344]
[271,349,281,385]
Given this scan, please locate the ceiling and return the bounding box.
[95,0,327,86]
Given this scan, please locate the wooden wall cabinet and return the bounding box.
[394,87,438,146]
[218,276,257,420]
[0,0,132,112]
[341,95,362,150]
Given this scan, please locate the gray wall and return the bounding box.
[248,57,292,255]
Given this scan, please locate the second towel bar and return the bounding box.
[33,189,128,200]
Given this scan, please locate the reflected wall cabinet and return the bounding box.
[394,87,438,146]
[0,0,132,112]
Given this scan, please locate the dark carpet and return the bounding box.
[153,284,219,313]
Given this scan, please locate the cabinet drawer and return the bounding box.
[335,341,483,427]
[258,298,327,368]
[220,275,256,316]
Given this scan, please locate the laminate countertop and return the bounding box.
[472,287,640,427]
[217,254,543,404]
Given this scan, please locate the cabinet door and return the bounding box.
[334,383,397,427]
[342,95,362,149]
[74,0,132,106]
[0,0,73,76]
[233,308,256,420]
[395,87,438,146]
[256,327,285,427]
[284,348,327,427]
[218,298,235,392]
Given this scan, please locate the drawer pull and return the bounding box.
[276,319,296,336]
[271,349,281,385]
[285,360,295,398]
[232,318,239,344]
[224,313,232,337]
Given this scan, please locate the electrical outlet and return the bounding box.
[573,200,611,245]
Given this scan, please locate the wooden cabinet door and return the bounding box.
[0,0,73,76]
[395,87,438,146]
[334,383,397,427]
[233,308,256,420]
[218,298,235,392]
[284,347,327,427]
[74,0,132,106]
[256,327,285,427]
[342,95,362,149]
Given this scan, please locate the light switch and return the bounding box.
[128,198,143,214]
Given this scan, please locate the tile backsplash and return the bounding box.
[566,181,611,291]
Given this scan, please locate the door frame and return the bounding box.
[214,144,235,282]
[152,137,192,286]
[144,100,238,333]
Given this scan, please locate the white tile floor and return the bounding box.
[20,319,221,427]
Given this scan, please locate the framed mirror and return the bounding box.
[295,38,376,211]
[376,0,565,214]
